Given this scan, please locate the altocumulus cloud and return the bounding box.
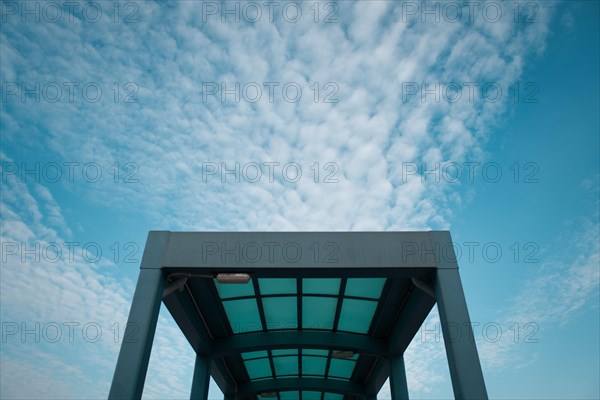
[0,1,561,398]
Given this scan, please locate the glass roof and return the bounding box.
[215,277,386,335]
[213,276,390,397]
[241,348,358,382]
[159,232,443,400]
[259,392,344,400]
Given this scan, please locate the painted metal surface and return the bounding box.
[109,231,487,400]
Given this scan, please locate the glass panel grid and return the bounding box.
[344,278,386,299]
[222,298,262,333]
[214,279,255,299]
[272,349,298,356]
[274,355,299,377]
[262,296,298,330]
[280,392,300,400]
[336,298,378,334]
[302,296,337,330]
[241,350,268,360]
[302,355,327,376]
[302,278,341,295]
[302,349,329,357]
[244,357,272,380]
[259,278,297,295]
[302,392,322,400]
[328,358,356,379]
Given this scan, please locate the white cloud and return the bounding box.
[0,1,565,398]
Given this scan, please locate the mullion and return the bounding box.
[332,278,347,332]
[366,278,393,336]
[325,278,347,380]
[297,278,302,378]
[251,277,268,332]
[221,293,381,302]
[267,349,277,381]
[210,282,237,336]
[297,278,303,329]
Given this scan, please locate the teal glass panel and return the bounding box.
[259,278,297,295]
[328,358,355,379]
[241,351,268,360]
[244,357,272,379]
[222,298,262,333]
[302,356,327,376]
[272,349,298,356]
[323,394,343,400]
[344,278,386,299]
[262,296,297,330]
[214,279,255,299]
[302,296,337,330]
[280,392,300,400]
[337,298,378,334]
[302,349,329,357]
[302,278,341,295]
[273,355,298,376]
[302,391,322,400]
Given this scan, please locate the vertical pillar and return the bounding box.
[191,354,211,400]
[108,268,165,399]
[109,231,169,400]
[430,231,488,400]
[389,355,409,400]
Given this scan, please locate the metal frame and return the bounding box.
[109,231,488,400]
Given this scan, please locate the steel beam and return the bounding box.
[108,268,164,399]
[430,232,488,400]
[161,231,437,270]
[108,232,169,399]
[237,377,367,397]
[212,330,387,357]
[389,355,409,400]
[387,285,436,356]
[190,354,211,400]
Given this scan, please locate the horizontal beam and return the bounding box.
[388,285,436,356]
[237,377,367,397]
[163,266,435,279]
[212,331,388,357]
[162,286,212,354]
[153,231,441,270]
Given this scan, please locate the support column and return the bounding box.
[109,231,169,400]
[389,355,409,400]
[191,354,211,400]
[434,268,488,399]
[108,268,165,399]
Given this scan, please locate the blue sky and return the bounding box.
[0,1,598,399]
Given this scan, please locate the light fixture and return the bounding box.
[162,276,188,298]
[215,273,251,284]
[332,350,355,359]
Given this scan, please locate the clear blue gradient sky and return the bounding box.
[1,1,598,399]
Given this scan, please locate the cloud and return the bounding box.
[476,216,600,371]
[2,1,554,232]
[0,1,564,398]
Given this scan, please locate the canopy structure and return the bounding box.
[109,231,488,400]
